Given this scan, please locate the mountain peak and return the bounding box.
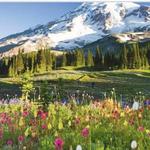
[77,2,140,11]
[0,2,150,57]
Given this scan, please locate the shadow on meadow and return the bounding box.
[0,80,21,99]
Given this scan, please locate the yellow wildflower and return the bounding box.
[123,120,128,126]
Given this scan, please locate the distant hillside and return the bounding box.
[83,32,150,54]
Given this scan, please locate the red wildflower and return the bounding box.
[81,128,89,138]
[37,110,43,116]
[138,126,144,132]
[54,137,64,150]
[18,135,24,142]
[41,112,47,120]
[22,111,29,117]
[41,124,47,129]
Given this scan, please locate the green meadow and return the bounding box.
[0,69,150,100]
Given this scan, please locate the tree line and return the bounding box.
[0,41,150,76]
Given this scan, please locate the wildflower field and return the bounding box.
[0,70,149,149]
[0,99,150,150]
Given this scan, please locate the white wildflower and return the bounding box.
[131,140,137,149]
[76,145,82,150]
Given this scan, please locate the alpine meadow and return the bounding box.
[0,2,150,150]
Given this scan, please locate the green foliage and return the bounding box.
[16,50,24,74]
[87,50,94,67]
[8,64,13,77]
[120,44,128,69]
[0,40,150,76]
[0,100,150,149]
[61,53,67,67]
[0,49,53,76]
[21,71,34,101]
[75,49,85,67]
[57,78,65,100]
[39,81,53,108]
[94,46,103,68]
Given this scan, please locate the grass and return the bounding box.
[0,69,150,99]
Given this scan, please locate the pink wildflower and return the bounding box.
[18,135,24,142]
[42,124,47,129]
[7,140,13,146]
[22,111,29,117]
[54,137,64,150]
[81,128,89,138]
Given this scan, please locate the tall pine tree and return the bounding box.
[86,50,94,67]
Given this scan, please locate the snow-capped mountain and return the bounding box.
[0,2,150,57]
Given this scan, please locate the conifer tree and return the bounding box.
[52,54,57,70]
[46,49,52,71]
[87,50,94,67]
[104,52,111,69]
[12,56,17,76]
[61,52,67,67]
[136,43,141,69]
[16,50,24,75]
[147,49,150,66]
[8,64,13,77]
[81,49,85,66]
[120,44,128,69]
[31,52,35,73]
[132,44,139,69]
[94,45,102,67]
[37,49,46,72]
[75,50,83,66]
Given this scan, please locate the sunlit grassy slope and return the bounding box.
[0,69,150,99]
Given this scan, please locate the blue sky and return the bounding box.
[0,3,81,38]
[0,2,150,39]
